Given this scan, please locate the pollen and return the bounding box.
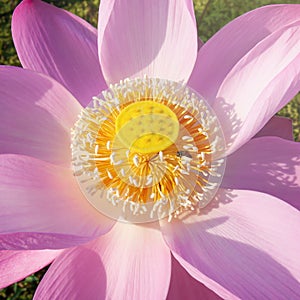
[71,78,226,223]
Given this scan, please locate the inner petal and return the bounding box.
[71,78,226,223]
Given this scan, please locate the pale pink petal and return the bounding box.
[0,66,81,166]
[188,5,300,154]
[189,4,300,102]
[222,136,300,210]
[34,223,171,300]
[0,232,100,251]
[161,189,300,299]
[12,0,106,107]
[0,249,61,289]
[254,115,294,140]
[34,246,106,300]
[167,255,221,300]
[0,154,114,250]
[216,24,300,154]
[98,0,197,84]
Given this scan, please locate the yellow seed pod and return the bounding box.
[115,101,179,153]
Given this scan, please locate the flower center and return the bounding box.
[71,78,226,223]
[115,101,179,154]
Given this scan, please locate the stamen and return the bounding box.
[159,151,164,162]
[133,155,139,167]
[106,170,113,179]
[71,77,226,223]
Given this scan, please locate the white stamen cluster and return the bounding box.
[71,77,226,223]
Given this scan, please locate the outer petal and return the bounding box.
[161,189,300,299]
[98,0,197,84]
[189,4,300,102]
[188,5,300,154]
[221,136,300,210]
[0,232,104,251]
[0,154,114,250]
[254,115,294,140]
[34,223,171,300]
[216,23,300,154]
[34,246,106,300]
[0,249,61,289]
[12,0,106,107]
[167,255,221,300]
[0,66,81,166]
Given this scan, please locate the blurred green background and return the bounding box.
[0,0,299,298]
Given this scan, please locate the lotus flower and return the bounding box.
[1,0,300,299]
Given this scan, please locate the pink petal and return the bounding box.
[34,246,106,300]
[12,0,106,107]
[0,154,114,250]
[34,223,171,300]
[167,255,221,300]
[0,249,61,289]
[216,25,300,154]
[254,115,294,140]
[0,232,101,251]
[161,189,300,299]
[189,4,300,102]
[0,66,81,166]
[98,0,197,84]
[222,136,300,210]
[188,5,300,154]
